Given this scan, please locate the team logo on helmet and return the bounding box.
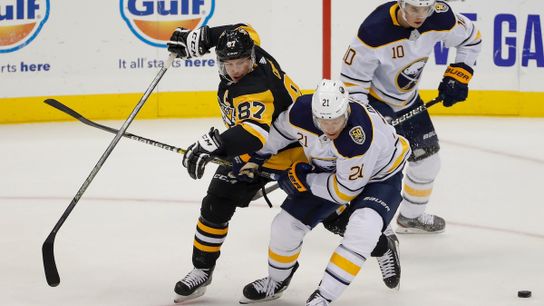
[434,2,449,13]
[0,0,50,53]
[395,57,428,92]
[120,0,215,48]
[349,126,366,145]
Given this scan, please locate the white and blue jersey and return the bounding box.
[340,1,482,111]
[259,94,411,205]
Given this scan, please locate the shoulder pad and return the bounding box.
[334,103,373,158]
[289,95,321,135]
[229,73,269,97]
[420,1,456,32]
[357,2,408,48]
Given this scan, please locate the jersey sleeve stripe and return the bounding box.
[386,136,410,173]
[272,120,296,140]
[458,23,476,46]
[325,174,342,204]
[463,40,482,47]
[341,73,371,83]
[335,173,364,192]
[331,175,358,203]
[241,122,268,146]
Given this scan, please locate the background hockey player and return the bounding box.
[166,23,305,303]
[239,80,410,305]
[340,0,482,233]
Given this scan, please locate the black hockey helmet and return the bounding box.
[216,28,255,61]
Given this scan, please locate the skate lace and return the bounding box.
[252,277,281,297]
[181,269,209,288]
[377,249,397,278]
[306,291,330,306]
[417,213,435,225]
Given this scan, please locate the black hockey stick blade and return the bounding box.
[45,99,118,134]
[252,182,281,201]
[42,233,60,286]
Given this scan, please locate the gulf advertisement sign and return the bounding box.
[0,0,50,53]
[120,0,215,48]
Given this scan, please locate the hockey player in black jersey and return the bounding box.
[166,24,305,303]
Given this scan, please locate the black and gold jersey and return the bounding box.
[209,24,302,158]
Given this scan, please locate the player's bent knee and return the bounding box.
[201,193,238,224]
[270,210,310,250]
[407,153,441,182]
[342,208,383,258]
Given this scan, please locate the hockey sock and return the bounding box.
[192,217,228,268]
[319,208,382,301]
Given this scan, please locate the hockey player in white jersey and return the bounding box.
[238,80,410,305]
[340,0,482,233]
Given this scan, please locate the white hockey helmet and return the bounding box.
[312,79,350,131]
[398,0,436,16]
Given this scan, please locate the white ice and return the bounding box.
[1,115,543,306]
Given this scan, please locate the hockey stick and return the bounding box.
[44,99,233,170]
[45,99,277,206]
[390,96,442,126]
[42,53,177,287]
[43,98,277,181]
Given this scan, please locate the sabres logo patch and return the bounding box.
[349,126,366,145]
[434,2,449,13]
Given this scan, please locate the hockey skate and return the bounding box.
[239,262,299,304]
[377,232,401,289]
[174,267,214,303]
[396,212,446,234]
[306,290,331,306]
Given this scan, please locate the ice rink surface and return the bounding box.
[1,115,543,306]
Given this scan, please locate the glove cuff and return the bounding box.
[444,62,474,85]
[248,153,271,166]
[287,162,310,193]
[198,127,223,153]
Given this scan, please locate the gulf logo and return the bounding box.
[120,0,215,48]
[0,0,50,53]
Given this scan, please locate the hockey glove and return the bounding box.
[230,153,271,183]
[277,162,313,196]
[322,204,350,237]
[438,63,474,107]
[167,26,211,59]
[183,127,223,180]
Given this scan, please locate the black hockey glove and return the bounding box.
[322,204,351,237]
[277,162,313,196]
[167,26,211,59]
[230,153,271,183]
[438,62,474,107]
[182,127,223,180]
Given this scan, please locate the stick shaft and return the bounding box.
[42,54,176,287]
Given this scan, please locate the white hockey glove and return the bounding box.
[182,127,223,180]
[167,26,211,59]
